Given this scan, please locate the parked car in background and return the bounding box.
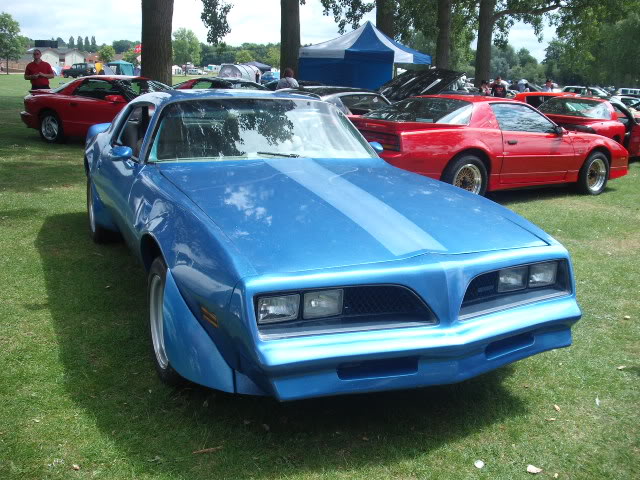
[173,77,267,91]
[84,89,582,401]
[62,63,96,78]
[513,91,574,108]
[21,76,171,143]
[616,88,640,97]
[260,71,280,84]
[278,86,391,116]
[560,86,609,98]
[351,95,628,196]
[264,79,325,91]
[609,100,640,158]
[610,95,640,112]
[537,96,626,143]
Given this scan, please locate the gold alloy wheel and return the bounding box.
[453,163,483,194]
[587,157,607,193]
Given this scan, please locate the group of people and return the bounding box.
[479,77,555,97]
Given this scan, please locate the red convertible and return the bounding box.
[21,75,171,142]
[351,95,628,195]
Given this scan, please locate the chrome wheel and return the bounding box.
[40,114,59,141]
[149,273,168,370]
[87,182,96,233]
[453,163,483,194]
[587,157,607,193]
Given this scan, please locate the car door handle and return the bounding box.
[507,139,518,145]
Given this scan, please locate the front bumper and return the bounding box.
[20,111,37,129]
[251,297,579,401]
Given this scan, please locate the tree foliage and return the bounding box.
[201,0,232,44]
[91,36,97,51]
[173,28,202,65]
[112,39,136,54]
[123,48,140,65]
[235,49,254,64]
[77,36,83,50]
[97,44,115,63]
[68,36,74,48]
[0,12,23,74]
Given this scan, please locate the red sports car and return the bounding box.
[21,75,171,142]
[351,95,628,195]
[537,96,626,143]
[513,91,574,108]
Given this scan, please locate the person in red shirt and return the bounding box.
[24,49,54,90]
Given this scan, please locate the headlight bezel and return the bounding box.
[460,260,571,320]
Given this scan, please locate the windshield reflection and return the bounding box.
[149,98,376,161]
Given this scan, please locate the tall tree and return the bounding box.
[0,13,23,75]
[84,36,90,51]
[91,36,97,51]
[112,40,135,54]
[280,0,300,73]
[68,36,74,48]
[56,36,66,47]
[141,0,174,84]
[77,36,83,50]
[173,28,202,65]
[435,0,452,68]
[201,0,302,74]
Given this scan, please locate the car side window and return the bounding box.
[114,105,154,160]
[74,79,118,100]
[340,95,387,115]
[491,103,556,133]
[193,80,212,89]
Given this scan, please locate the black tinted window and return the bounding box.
[365,97,472,124]
[491,103,556,133]
[539,98,610,119]
[74,79,118,100]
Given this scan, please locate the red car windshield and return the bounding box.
[364,97,472,124]
[539,98,611,119]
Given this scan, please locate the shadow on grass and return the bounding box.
[37,212,527,478]
[487,184,618,206]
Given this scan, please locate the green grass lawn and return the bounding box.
[0,73,638,480]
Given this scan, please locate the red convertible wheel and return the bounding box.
[442,155,488,195]
[148,257,183,386]
[39,111,64,143]
[578,152,609,195]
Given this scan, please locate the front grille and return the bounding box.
[343,285,429,316]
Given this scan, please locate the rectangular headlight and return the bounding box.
[497,266,528,292]
[303,289,343,319]
[257,294,299,324]
[529,262,558,288]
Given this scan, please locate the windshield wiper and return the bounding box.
[257,152,300,158]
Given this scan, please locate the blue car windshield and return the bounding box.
[149,98,377,161]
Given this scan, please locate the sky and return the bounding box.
[5,0,556,62]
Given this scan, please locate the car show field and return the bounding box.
[1,73,639,479]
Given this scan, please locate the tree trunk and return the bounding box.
[474,0,496,87]
[280,0,300,76]
[141,0,174,85]
[376,0,394,38]
[435,0,452,69]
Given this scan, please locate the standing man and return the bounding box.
[543,79,554,92]
[491,76,507,98]
[24,49,54,90]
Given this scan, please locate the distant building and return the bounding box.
[7,48,88,73]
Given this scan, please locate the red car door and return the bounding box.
[62,79,126,137]
[490,103,577,185]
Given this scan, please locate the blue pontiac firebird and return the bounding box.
[84,89,581,401]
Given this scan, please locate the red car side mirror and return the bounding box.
[105,94,127,104]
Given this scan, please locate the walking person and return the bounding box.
[24,49,54,90]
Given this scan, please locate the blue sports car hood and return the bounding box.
[158,158,547,274]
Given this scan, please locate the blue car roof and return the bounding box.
[135,88,322,108]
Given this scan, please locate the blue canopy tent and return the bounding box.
[298,21,431,90]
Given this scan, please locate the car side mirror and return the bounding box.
[111,145,133,160]
[554,125,564,136]
[105,94,127,103]
[369,141,384,153]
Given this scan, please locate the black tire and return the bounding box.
[148,257,184,386]
[63,73,68,78]
[86,178,114,243]
[39,111,64,143]
[441,154,488,195]
[577,151,609,195]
